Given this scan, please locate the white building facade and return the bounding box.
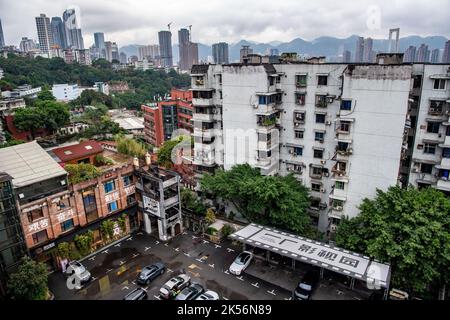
[52,83,80,102]
[191,55,437,234]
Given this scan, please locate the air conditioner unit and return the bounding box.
[295,123,300,127]
[335,206,343,211]
[325,121,332,126]
[330,225,338,232]
[348,148,353,154]
[321,188,326,193]
[321,160,326,164]
[253,104,259,109]
[289,149,294,154]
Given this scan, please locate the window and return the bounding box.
[126,194,136,206]
[427,121,440,134]
[337,142,349,152]
[107,201,118,213]
[332,200,344,210]
[315,131,325,142]
[269,77,274,86]
[294,130,304,139]
[293,147,303,156]
[56,198,70,211]
[315,113,326,124]
[447,126,450,137]
[442,148,450,158]
[294,112,305,123]
[313,149,323,159]
[60,219,74,232]
[315,95,327,108]
[311,166,322,176]
[104,180,116,193]
[27,208,44,223]
[295,74,307,87]
[424,143,437,154]
[429,100,444,114]
[335,181,345,190]
[295,93,306,105]
[311,183,321,192]
[32,230,48,245]
[338,121,351,133]
[433,79,446,90]
[341,100,352,111]
[317,75,328,86]
[258,95,267,105]
[122,175,133,186]
[439,169,450,180]
[420,163,433,174]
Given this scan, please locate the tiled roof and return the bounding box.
[52,140,103,163]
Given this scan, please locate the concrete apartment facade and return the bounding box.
[190,55,446,234]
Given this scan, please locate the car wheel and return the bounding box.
[160,269,164,275]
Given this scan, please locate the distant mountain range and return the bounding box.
[120,35,449,63]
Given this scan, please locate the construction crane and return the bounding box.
[167,22,173,31]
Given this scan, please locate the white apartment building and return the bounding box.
[191,54,423,234]
[408,64,450,195]
[52,83,80,102]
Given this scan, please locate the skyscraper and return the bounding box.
[94,32,105,50]
[158,30,173,68]
[51,17,67,49]
[342,50,351,63]
[138,45,159,60]
[35,14,54,53]
[212,42,229,64]
[354,37,364,62]
[430,49,440,64]
[416,44,430,63]
[19,37,37,52]
[178,28,198,71]
[63,8,84,49]
[363,38,373,62]
[404,46,416,62]
[442,40,450,63]
[119,52,127,64]
[0,18,5,48]
[240,45,253,62]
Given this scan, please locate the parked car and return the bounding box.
[65,261,92,289]
[175,283,204,300]
[293,270,320,300]
[159,274,191,299]
[196,290,220,300]
[229,251,253,275]
[123,287,148,300]
[137,262,165,285]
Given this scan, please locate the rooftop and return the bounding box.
[112,117,144,130]
[51,140,103,163]
[0,141,67,188]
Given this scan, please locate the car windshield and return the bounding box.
[235,254,248,265]
[203,293,213,299]
[299,283,312,291]
[71,263,86,273]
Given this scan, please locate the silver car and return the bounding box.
[229,251,253,275]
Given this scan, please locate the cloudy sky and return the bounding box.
[0,0,449,47]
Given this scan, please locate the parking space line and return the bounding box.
[126,237,133,241]
[132,280,136,285]
[119,260,126,266]
[284,297,292,300]
[251,282,259,288]
[224,270,230,274]
[184,252,191,257]
[144,246,151,251]
[132,253,140,258]
[236,276,244,281]
[208,263,214,268]
[106,268,113,273]
[223,297,229,300]
[143,286,148,291]
[155,241,160,245]
[102,249,109,254]
[89,256,96,261]
[154,295,161,300]
[174,247,180,252]
[214,244,222,249]
[195,258,204,263]
[91,277,97,281]
[202,240,209,244]
[192,235,198,240]
[267,289,276,296]
[121,286,129,290]
[226,248,235,253]
[114,243,121,247]
[167,268,174,273]
[164,243,168,247]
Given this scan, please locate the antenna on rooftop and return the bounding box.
[168,22,173,31]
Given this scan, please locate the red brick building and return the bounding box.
[51,140,103,166]
[141,89,193,147]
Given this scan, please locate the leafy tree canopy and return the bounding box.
[7,257,48,300]
[200,164,313,236]
[335,186,450,296]
[65,163,103,184]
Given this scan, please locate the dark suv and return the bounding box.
[137,262,165,285]
[293,270,320,300]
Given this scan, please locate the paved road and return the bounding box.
[49,230,294,300]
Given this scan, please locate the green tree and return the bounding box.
[65,163,102,184]
[201,164,312,236]
[37,88,56,101]
[13,107,46,139]
[180,188,207,216]
[205,208,216,224]
[57,242,71,259]
[156,135,190,168]
[36,100,70,133]
[74,230,94,256]
[7,257,48,300]
[335,186,450,297]
[116,135,148,158]
[100,220,115,241]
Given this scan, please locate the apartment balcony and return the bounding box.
[164,195,179,208]
[162,177,178,188]
[193,128,217,139]
[440,157,450,169]
[257,138,278,151]
[436,177,450,192]
[415,172,437,185]
[191,78,206,89]
[192,97,214,106]
[439,135,450,147]
[192,113,221,122]
[331,165,348,178]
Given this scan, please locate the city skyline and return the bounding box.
[0,0,449,48]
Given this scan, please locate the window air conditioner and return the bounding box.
[321,160,326,164]
[326,121,332,126]
[330,225,338,232]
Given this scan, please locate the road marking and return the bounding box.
[251,282,260,288]
[236,276,244,281]
[284,297,292,300]
[127,237,133,241]
[267,289,276,296]
[164,243,168,247]
[353,297,361,300]
[208,263,214,268]
[132,280,136,285]
[91,277,97,281]
[167,268,174,273]
[195,258,204,263]
[119,260,126,266]
[188,270,200,277]
[143,286,148,291]
[121,286,129,290]
[192,235,198,239]
[203,240,209,244]
[106,268,113,273]
[154,295,161,300]
[184,252,191,257]
[175,247,180,252]
[214,244,222,249]
[182,231,188,235]
[137,232,144,235]
[155,241,160,245]
[89,256,96,261]
[223,297,229,300]
[224,270,230,274]
[226,248,235,253]
[132,253,140,258]
[144,246,151,251]
[102,250,109,254]
[336,290,344,295]
[114,243,121,247]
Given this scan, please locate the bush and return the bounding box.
[117,214,127,233]
[74,230,94,257]
[7,257,48,300]
[57,242,70,259]
[206,227,218,236]
[100,220,115,241]
[221,224,235,238]
[95,154,113,166]
[65,163,102,184]
[205,208,216,225]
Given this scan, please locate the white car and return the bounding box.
[159,274,191,299]
[229,251,253,275]
[196,290,220,300]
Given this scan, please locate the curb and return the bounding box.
[79,234,132,263]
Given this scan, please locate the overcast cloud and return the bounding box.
[0,0,449,47]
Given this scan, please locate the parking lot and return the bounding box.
[48,230,369,300]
